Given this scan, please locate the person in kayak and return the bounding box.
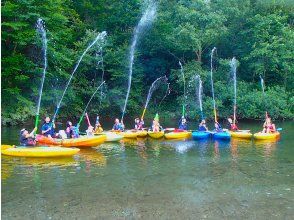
[214,121,223,132]
[151,114,162,132]
[41,116,55,138]
[66,121,79,138]
[227,117,239,131]
[198,119,208,131]
[20,127,37,146]
[94,122,103,133]
[135,118,144,130]
[112,118,124,131]
[178,116,188,130]
[86,125,94,136]
[262,117,276,133]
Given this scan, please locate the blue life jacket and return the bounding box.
[41,123,54,136]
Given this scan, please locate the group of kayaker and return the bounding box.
[19,112,277,146]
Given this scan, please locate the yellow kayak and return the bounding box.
[122,131,138,139]
[1,145,80,157]
[164,131,192,139]
[148,131,164,139]
[230,131,252,139]
[253,132,280,140]
[136,130,148,137]
[62,135,106,148]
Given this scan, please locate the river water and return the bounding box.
[1,121,293,219]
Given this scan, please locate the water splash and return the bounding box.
[195,75,204,119]
[77,81,105,127]
[260,75,265,96]
[121,1,157,121]
[230,57,237,124]
[35,18,48,129]
[158,83,170,108]
[179,61,186,117]
[259,75,268,118]
[141,76,168,119]
[210,47,217,122]
[53,31,107,121]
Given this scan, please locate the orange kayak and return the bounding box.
[36,135,106,148]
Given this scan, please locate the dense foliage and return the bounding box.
[2,0,294,125]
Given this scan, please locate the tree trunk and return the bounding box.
[195,49,202,62]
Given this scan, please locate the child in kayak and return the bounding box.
[135,118,144,130]
[66,121,79,138]
[178,116,188,130]
[94,115,103,133]
[94,122,103,133]
[20,127,37,146]
[86,125,94,136]
[41,116,55,138]
[198,119,208,131]
[262,117,276,133]
[151,114,162,132]
[227,117,239,131]
[214,121,223,132]
[112,118,124,131]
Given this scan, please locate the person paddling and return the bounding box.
[178,116,187,130]
[227,117,239,131]
[262,117,276,133]
[20,127,37,146]
[41,116,55,138]
[198,119,208,131]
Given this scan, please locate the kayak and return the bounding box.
[121,131,138,139]
[192,131,211,140]
[212,131,231,140]
[36,134,61,145]
[230,131,252,139]
[62,135,106,147]
[164,131,191,139]
[136,130,148,138]
[1,145,79,157]
[253,132,280,140]
[36,135,106,148]
[148,131,164,139]
[104,132,123,142]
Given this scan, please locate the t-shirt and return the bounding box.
[41,123,54,136]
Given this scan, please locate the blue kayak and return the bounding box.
[192,131,211,140]
[212,131,231,140]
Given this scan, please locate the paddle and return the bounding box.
[277,128,283,131]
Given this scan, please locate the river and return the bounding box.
[1,120,293,219]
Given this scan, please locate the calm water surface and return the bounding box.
[1,121,294,219]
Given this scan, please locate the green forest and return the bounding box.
[2,0,294,126]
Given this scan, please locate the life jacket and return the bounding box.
[20,135,36,146]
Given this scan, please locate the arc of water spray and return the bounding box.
[141,76,168,120]
[210,47,217,122]
[259,75,268,118]
[230,57,237,125]
[121,2,157,122]
[195,75,204,120]
[77,81,105,128]
[35,18,48,131]
[158,83,171,108]
[52,31,107,122]
[179,61,186,117]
